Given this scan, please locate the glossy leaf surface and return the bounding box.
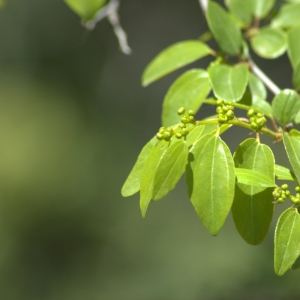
[248,73,273,117]
[235,168,276,187]
[152,139,188,201]
[225,0,252,25]
[252,98,273,117]
[274,164,295,181]
[207,2,242,56]
[275,208,300,276]
[140,139,188,217]
[249,73,267,100]
[187,134,235,236]
[272,89,300,126]
[64,0,106,20]
[232,139,274,245]
[290,129,300,136]
[248,0,275,18]
[162,69,210,127]
[272,3,300,28]
[140,141,168,217]
[142,41,212,87]
[208,64,249,102]
[121,136,157,197]
[283,133,300,183]
[186,125,205,148]
[251,27,286,59]
[287,27,300,69]
[295,111,300,124]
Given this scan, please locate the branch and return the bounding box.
[83,0,132,55]
[107,0,132,55]
[198,0,281,95]
[199,0,208,14]
[249,59,280,95]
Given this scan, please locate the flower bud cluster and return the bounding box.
[156,107,194,141]
[178,107,196,125]
[273,184,291,203]
[247,109,267,131]
[291,186,300,205]
[273,184,300,205]
[156,127,174,141]
[216,99,235,124]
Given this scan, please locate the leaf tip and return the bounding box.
[141,74,150,87]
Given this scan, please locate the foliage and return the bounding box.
[61,0,300,277]
[64,0,106,21]
[120,0,300,276]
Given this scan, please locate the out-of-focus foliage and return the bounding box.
[1,0,300,299]
[64,0,106,20]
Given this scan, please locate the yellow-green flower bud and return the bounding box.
[177,107,185,115]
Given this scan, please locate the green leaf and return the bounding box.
[186,125,205,148]
[249,72,267,100]
[162,69,211,127]
[140,139,188,217]
[140,141,169,217]
[187,134,235,236]
[274,208,300,276]
[208,64,249,102]
[225,0,252,25]
[141,41,212,87]
[186,134,212,198]
[235,168,276,187]
[248,0,275,18]
[292,62,300,90]
[248,72,273,117]
[287,27,300,69]
[252,98,273,118]
[207,2,242,56]
[64,0,106,20]
[282,133,300,184]
[121,136,158,197]
[272,3,300,28]
[232,139,275,245]
[291,256,300,270]
[295,111,300,124]
[275,164,295,181]
[290,129,300,136]
[186,123,232,149]
[272,89,300,126]
[250,27,287,59]
[152,139,188,201]
[238,85,252,106]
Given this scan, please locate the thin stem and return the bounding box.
[199,0,208,14]
[204,99,272,118]
[83,0,132,55]
[84,5,110,30]
[256,132,260,143]
[249,59,280,95]
[107,1,132,54]
[196,118,280,139]
[270,117,279,132]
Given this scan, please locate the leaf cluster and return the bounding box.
[121,0,300,276]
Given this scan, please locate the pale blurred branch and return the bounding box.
[199,0,208,13]
[83,0,132,55]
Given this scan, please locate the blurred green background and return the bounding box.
[0,0,299,299]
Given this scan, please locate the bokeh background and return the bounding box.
[0,0,299,299]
